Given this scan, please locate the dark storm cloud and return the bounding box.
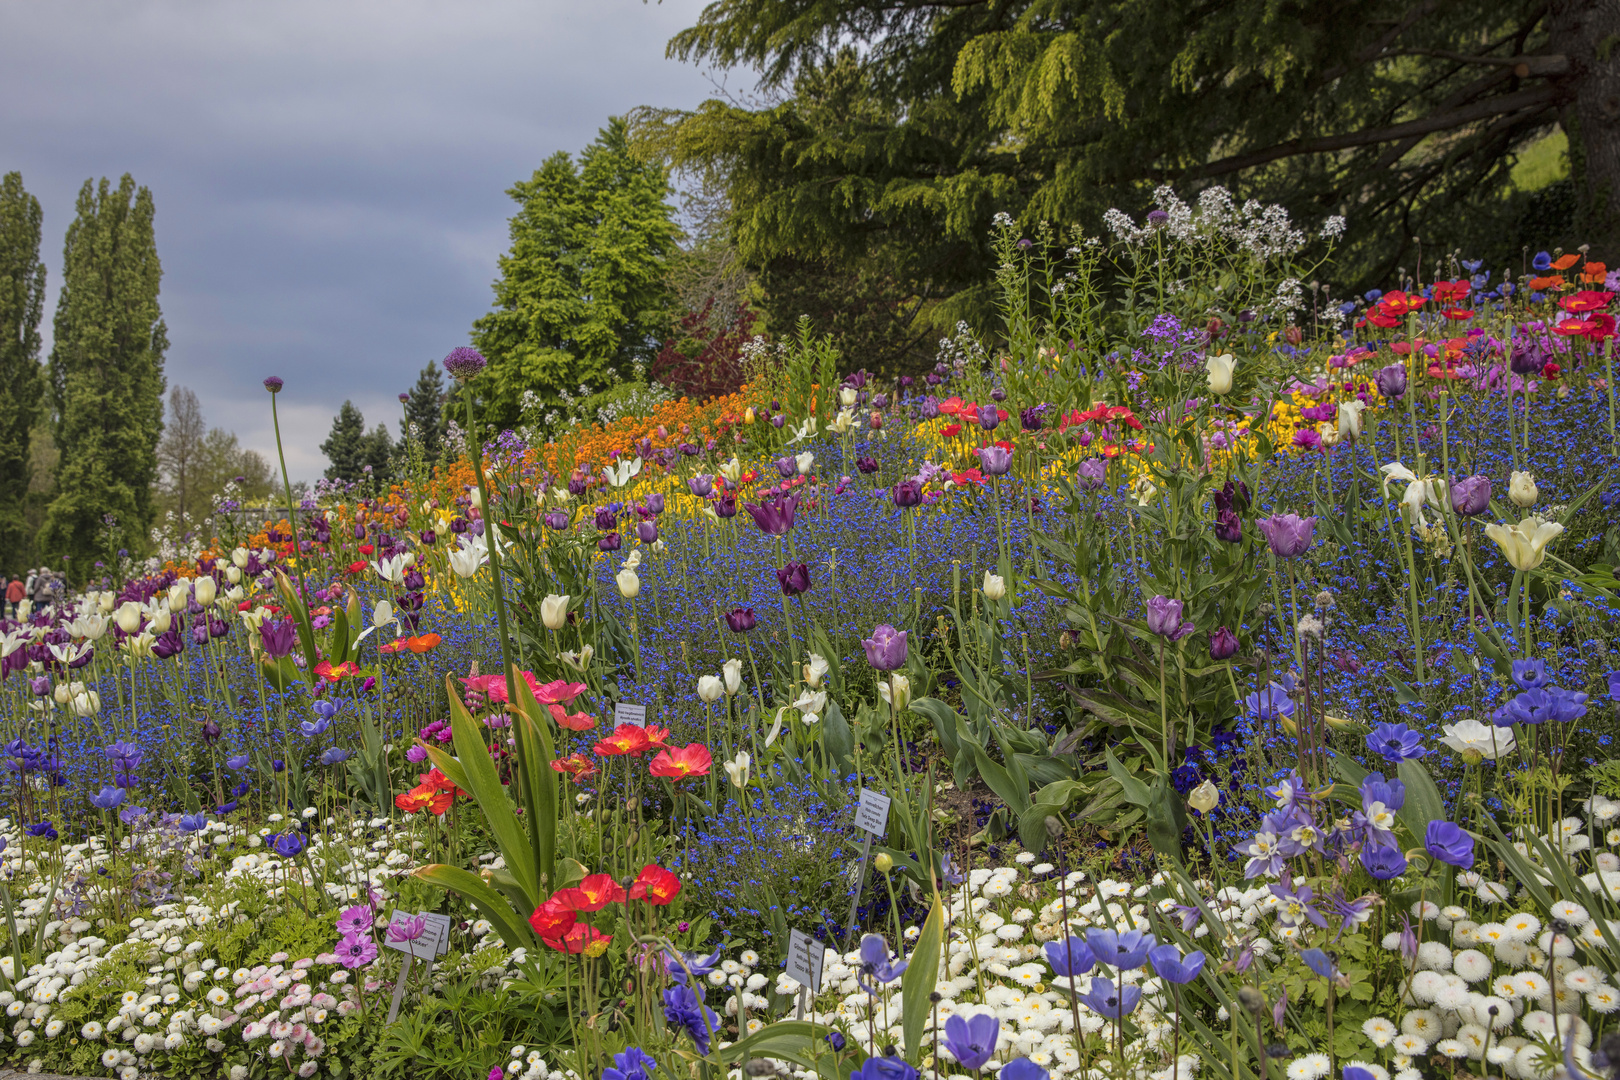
[0,0,717,480]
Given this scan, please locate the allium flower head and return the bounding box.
[443,347,488,380]
[263,376,284,393]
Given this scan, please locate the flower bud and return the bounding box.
[873,852,894,874]
[1187,780,1219,813]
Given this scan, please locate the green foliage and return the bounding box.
[0,172,46,575]
[402,361,446,461]
[40,174,167,581]
[471,118,680,432]
[322,400,394,484]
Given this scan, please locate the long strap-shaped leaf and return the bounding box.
[506,665,559,892]
[442,674,540,911]
[899,897,944,1058]
[415,863,536,950]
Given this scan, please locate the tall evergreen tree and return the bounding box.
[40,175,167,580]
[472,117,680,431]
[0,173,46,574]
[401,362,445,461]
[321,401,368,482]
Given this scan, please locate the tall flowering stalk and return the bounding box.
[262,377,307,599]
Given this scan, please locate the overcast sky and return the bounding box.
[0,0,721,482]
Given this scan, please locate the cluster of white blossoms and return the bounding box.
[498,1043,572,1080]
[1101,185,1314,263]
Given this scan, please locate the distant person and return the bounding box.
[32,572,51,609]
[4,577,21,620]
[23,568,36,600]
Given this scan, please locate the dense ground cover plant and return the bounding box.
[6,188,1620,1080]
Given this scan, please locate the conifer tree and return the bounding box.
[0,173,46,574]
[321,401,368,482]
[40,175,167,580]
[401,362,445,461]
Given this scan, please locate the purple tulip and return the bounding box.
[1209,626,1239,660]
[892,480,922,508]
[598,532,622,552]
[856,455,879,474]
[977,404,1001,431]
[1450,475,1491,516]
[776,562,811,596]
[715,494,737,519]
[1373,362,1406,400]
[918,397,940,419]
[543,510,570,530]
[594,506,618,530]
[645,493,665,514]
[1077,459,1107,489]
[153,630,185,659]
[725,607,757,632]
[637,521,658,543]
[775,456,795,478]
[1214,509,1242,543]
[687,475,713,497]
[1256,514,1315,558]
[743,495,797,536]
[977,445,1013,475]
[1145,596,1194,640]
[862,624,908,671]
[260,620,298,659]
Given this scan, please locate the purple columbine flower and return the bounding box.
[443,346,488,380]
[892,479,922,507]
[263,376,284,393]
[1425,820,1475,869]
[776,562,811,596]
[977,445,1012,475]
[1256,514,1315,558]
[1450,474,1491,515]
[725,608,756,632]
[1076,459,1106,489]
[862,624,907,671]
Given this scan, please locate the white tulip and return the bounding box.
[602,458,644,489]
[225,585,245,604]
[448,538,487,579]
[839,386,858,407]
[148,605,172,634]
[982,571,1005,600]
[1484,515,1564,572]
[803,652,829,689]
[723,751,751,789]
[97,591,115,614]
[114,602,142,635]
[878,673,911,712]
[70,690,100,718]
[560,645,595,672]
[718,457,741,483]
[1187,780,1220,813]
[541,594,570,631]
[1509,470,1539,508]
[225,566,242,585]
[1337,400,1365,441]
[371,600,395,629]
[193,577,217,607]
[168,583,189,610]
[696,675,724,703]
[1205,353,1235,395]
[722,658,743,696]
[795,451,814,475]
[615,568,641,599]
[13,600,28,622]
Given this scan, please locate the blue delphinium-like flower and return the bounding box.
[1366,722,1426,763]
[1511,658,1549,690]
[1425,820,1475,869]
[1084,928,1155,970]
[89,786,124,810]
[1241,683,1294,721]
[999,1060,1049,1080]
[1146,943,1205,984]
[1044,935,1095,977]
[857,933,908,994]
[663,946,724,984]
[601,1047,659,1080]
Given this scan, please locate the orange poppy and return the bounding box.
[550,753,598,783]
[380,634,441,655]
[1528,275,1566,291]
[1552,253,1581,270]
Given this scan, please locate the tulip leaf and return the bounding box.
[899,896,943,1058]
[507,666,559,891]
[274,570,322,673]
[442,675,539,910]
[1383,673,1422,705]
[955,715,1029,814]
[414,863,534,950]
[1395,759,1447,848]
[820,700,854,773]
[330,606,350,667]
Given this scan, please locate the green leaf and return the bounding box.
[955,715,1030,814]
[1395,759,1447,848]
[414,863,535,950]
[899,897,943,1058]
[442,675,540,909]
[821,700,854,772]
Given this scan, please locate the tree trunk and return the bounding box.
[1550,0,1620,255]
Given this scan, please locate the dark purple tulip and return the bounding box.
[544,510,570,530]
[442,346,487,379]
[190,623,210,647]
[1214,509,1242,543]
[856,455,879,474]
[899,376,913,388]
[775,457,795,478]
[892,480,923,508]
[567,475,588,496]
[153,631,185,659]
[1510,335,1548,375]
[743,495,797,536]
[688,475,713,497]
[977,445,1012,475]
[449,516,469,534]
[637,521,659,543]
[1256,514,1315,558]
[990,387,1007,402]
[862,624,907,670]
[263,376,284,393]
[770,414,785,429]
[845,370,868,389]
[725,607,757,632]
[1450,475,1491,516]
[1212,479,1251,514]
[679,442,699,456]
[776,562,811,595]
[1209,626,1239,660]
[201,719,223,745]
[209,615,228,639]
[925,371,941,386]
[977,404,1000,431]
[419,529,438,545]
[1077,459,1107,489]
[715,494,737,519]
[1373,362,1406,400]
[598,532,622,552]
[1019,407,1044,432]
[260,620,298,659]
[645,493,665,514]
[594,506,618,530]
[28,675,50,698]
[871,393,888,409]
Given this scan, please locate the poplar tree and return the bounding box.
[0,173,46,574]
[41,175,167,579]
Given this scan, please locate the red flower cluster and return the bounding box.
[527,865,681,952]
[593,724,672,756]
[394,768,463,815]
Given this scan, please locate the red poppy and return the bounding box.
[358,544,374,556]
[940,424,962,438]
[938,397,964,416]
[629,864,681,905]
[993,439,1014,452]
[642,724,673,749]
[546,703,597,731]
[1440,307,1474,321]
[648,743,712,781]
[550,753,598,783]
[555,923,612,955]
[346,561,368,574]
[558,873,627,912]
[394,787,436,814]
[313,661,360,683]
[1431,280,1471,303]
[528,896,576,944]
[593,724,652,756]
[1560,290,1615,314]
[460,670,546,705]
[1583,261,1608,283]
[950,468,985,486]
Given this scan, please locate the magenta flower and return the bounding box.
[336,905,373,935]
[334,933,378,969]
[263,376,284,393]
[387,914,427,944]
[743,495,798,536]
[862,624,908,671]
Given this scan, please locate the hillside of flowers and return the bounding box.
[7,188,1620,1080]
